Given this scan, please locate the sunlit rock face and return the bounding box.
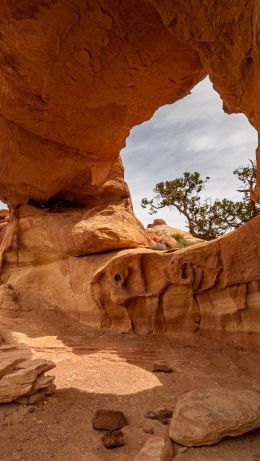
[91,216,260,342]
[0,1,259,343]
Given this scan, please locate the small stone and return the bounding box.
[144,409,173,425]
[133,435,175,461]
[92,410,128,431]
[178,447,188,454]
[144,410,158,420]
[157,409,173,425]
[28,406,36,413]
[143,421,154,434]
[152,364,173,373]
[101,430,126,449]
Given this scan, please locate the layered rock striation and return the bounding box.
[0,345,55,404]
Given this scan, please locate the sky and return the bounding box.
[121,77,258,230]
[0,77,257,226]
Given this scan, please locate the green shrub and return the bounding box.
[172,233,194,248]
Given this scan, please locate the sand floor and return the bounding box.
[0,307,260,461]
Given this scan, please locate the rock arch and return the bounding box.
[0,0,259,343]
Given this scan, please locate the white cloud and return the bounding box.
[121,77,257,230]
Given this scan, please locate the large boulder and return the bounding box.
[169,389,260,447]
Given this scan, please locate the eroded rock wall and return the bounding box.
[91,216,260,341]
[1,216,259,345]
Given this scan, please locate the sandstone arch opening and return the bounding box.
[121,77,258,230]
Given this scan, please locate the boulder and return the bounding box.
[92,410,128,431]
[170,389,260,446]
[133,435,175,461]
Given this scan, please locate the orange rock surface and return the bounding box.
[0,1,259,343]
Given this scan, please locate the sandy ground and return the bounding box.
[0,307,260,461]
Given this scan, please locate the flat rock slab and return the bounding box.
[0,345,56,404]
[170,389,260,447]
[133,435,175,461]
[92,410,128,431]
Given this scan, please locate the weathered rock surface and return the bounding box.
[169,389,260,447]
[92,410,128,431]
[0,345,55,404]
[133,435,175,461]
[13,202,150,264]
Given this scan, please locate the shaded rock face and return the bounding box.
[0,1,205,207]
[0,1,259,343]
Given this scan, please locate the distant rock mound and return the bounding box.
[146,220,202,250]
[0,210,9,246]
[147,219,167,228]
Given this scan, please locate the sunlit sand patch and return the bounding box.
[56,351,162,395]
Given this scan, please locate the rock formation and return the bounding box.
[0,345,55,404]
[146,222,202,250]
[90,216,260,337]
[0,1,259,344]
